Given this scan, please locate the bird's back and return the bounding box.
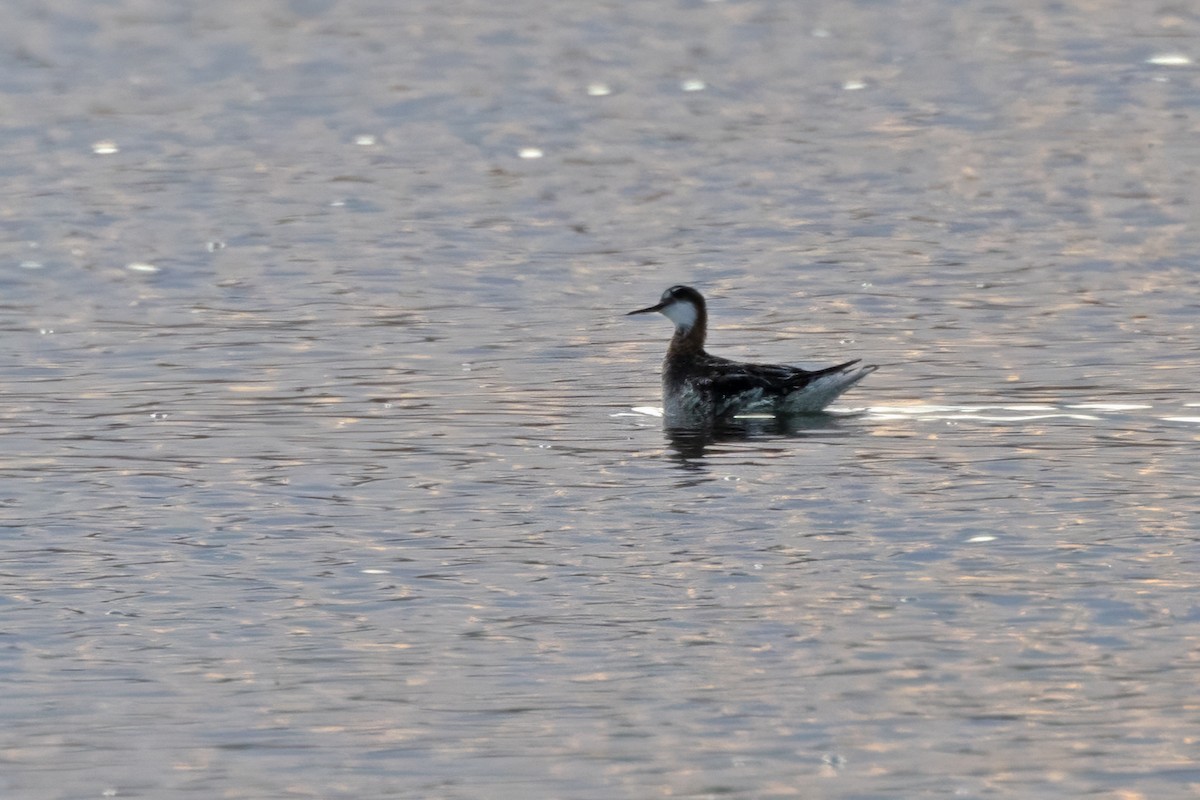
[665,351,873,420]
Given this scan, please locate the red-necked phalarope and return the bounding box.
[628,285,877,422]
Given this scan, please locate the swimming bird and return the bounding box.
[627,285,877,423]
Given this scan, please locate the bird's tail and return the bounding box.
[784,360,879,413]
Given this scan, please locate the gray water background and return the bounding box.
[2,1,1199,798]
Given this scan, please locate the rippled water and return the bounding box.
[3,1,1200,798]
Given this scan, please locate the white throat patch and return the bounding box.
[661,299,698,332]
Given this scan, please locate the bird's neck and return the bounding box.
[666,317,707,359]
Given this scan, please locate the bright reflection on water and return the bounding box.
[3,0,1200,798]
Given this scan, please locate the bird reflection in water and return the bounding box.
[662,411,858,467]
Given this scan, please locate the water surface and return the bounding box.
[2,1,1199,798]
